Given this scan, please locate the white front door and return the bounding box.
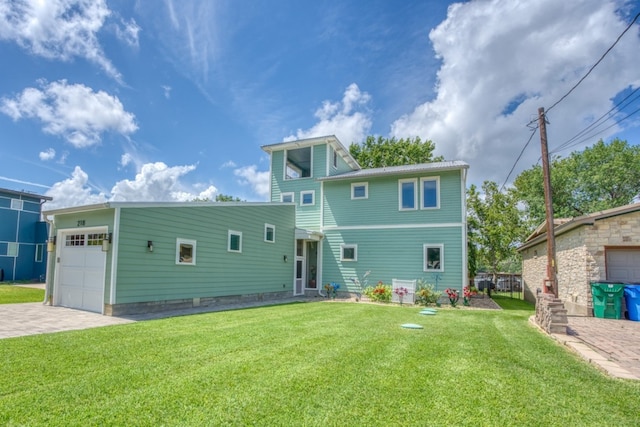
[55,230,107,313]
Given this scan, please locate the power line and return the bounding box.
[550,86,640,154]
[545,12,640,114]
[500,124,538,192]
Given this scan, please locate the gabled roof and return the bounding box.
[261,135,360,171]
[0,187,52,201]
[517,202,640,251]
[317,160,469,181]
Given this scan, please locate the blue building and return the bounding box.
[0,188,52,282]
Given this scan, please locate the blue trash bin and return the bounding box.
[624,284,640,322]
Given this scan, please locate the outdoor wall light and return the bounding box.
[283,255,288,262]
[147,240,153,252]
[102,232,112,252]
[47,236,56,253]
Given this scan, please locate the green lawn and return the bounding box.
[1,301,639,426]
[0,284,45,304]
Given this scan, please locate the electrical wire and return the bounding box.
[545,12,640,114]
[500,124,538,192]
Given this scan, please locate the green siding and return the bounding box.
[114,204,295,304]
[328,145,356,176]
[322,227,464,292]
[323,170,464,228]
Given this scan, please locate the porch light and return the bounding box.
[148,240,153,252]
[47,236,56,252]
[102,232,112,252]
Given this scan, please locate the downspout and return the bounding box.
[43,215,55,305]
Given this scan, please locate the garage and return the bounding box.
[54,229,107,313]
[606,247,640,282]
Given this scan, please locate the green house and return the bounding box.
[43,202,296,315]
[43,135,468,315]
[262,135,469,297]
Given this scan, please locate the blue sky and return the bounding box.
[1,0,639,209]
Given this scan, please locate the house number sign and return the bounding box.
[77,220,85,227]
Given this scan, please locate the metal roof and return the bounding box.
[0,187,52,201]
[43,201,285,216]
[317,160,469,181]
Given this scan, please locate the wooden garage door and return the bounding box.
[606,248,640,283]
[56,232,107,313]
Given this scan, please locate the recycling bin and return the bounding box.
[624,284,640,322]
[590,281,625,319]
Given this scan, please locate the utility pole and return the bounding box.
[538,107,558,298]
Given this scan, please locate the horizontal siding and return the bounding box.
[114,204,295,304]
[323,170,464,228]
[322,226,464,292]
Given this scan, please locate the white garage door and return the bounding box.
[606,248,640,283]
[56,231,107,313]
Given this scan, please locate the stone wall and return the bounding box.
[521,210,640,316]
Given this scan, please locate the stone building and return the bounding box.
[518,203,640,316]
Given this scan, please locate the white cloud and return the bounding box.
[390,0,640,187]
[220,160,237,168]
[162,85,172,99]
[44,166,108,210]
[110,162,199,202]
[0,0,122,82]
[114,17,140,48]
[120,153,133,167]
[284,83,372,146]
[234,165,270,199]
[0,79,138,147]
[39,148,56,161]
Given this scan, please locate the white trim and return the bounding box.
[460,168,468,285]
[340,243,358,261]
[264,223,276,243]
[109,207,121,305]
[227,230,242,253]
[351,182,368,200]
[281,192,294,203]
[284,146,313,180]
[423,244,444,272]
[323,222,464,231]
[176,238,197,265]
[420,176,440,209]
[300,190,315,206]
[398,178,417,211]
[10,199,23,211]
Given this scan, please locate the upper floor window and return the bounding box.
[176,238,196,265]
[10,199,23,210]
[351,182,368,200]
[285,147,312,179]
[332,149,338,169]
[421,177,440,209]
[398,179,417,210]
[281,192,294,203]
[7,242,18,257]
[300,190,315,206]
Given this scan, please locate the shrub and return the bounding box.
[363,282,392,303]
[415,281,442,306]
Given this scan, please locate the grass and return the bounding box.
[1,301,639,426]
[0,284,44,304]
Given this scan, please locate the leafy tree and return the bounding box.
[192,194,244,202]
[514,138,640,229]
[467,182,523,283]
[349,136,443,168]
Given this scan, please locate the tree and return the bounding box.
[467,182,523,283]
[192,194,244,202]
[514,138,640,229]
[349,136,443,168]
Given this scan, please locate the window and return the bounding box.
[399,179,417,210]
[300,190,315,206]
[87,233,108,246]
[7,242,18,257]
[10,199,23,210]
[423,244,444,272]
[341,244,357,261]
[285,147,312,179]
[332,149,338,169]
[228,230,242,253]
[35,244,44,262]
[176,238,197,265]
[421,177,440,209]
[281,192,294,203]
[264,224,275,243]
[65,234,85,247]
[351,182,368,199]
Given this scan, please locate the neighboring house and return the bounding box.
[43,203,296,315]
[0,188,51,282]
[518,203,640,316]
[261,135,469,297]
[43,135,469,315]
